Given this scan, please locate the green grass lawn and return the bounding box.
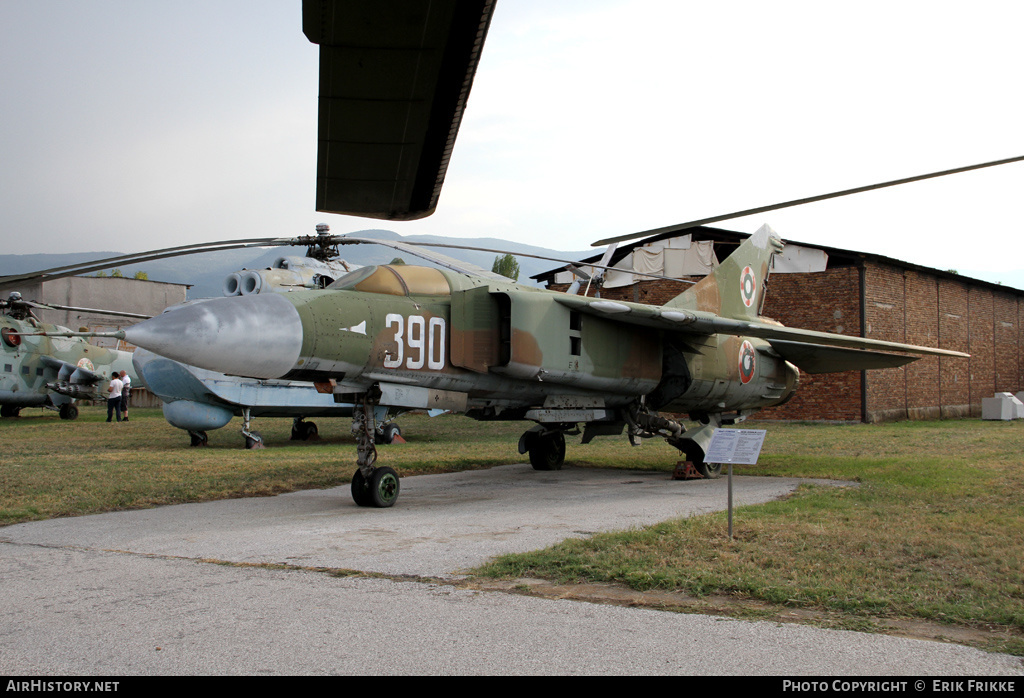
[479,419,1024,654]
[2,406,1022,654]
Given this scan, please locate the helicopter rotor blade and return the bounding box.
[0,238,287,287]
[585,242,619,298]
[564,265,590,295]
[565,265,592,281]
[592,154,1024,247]
[30,301,151,320]
[318,236,692,287]
[3,230,694,295]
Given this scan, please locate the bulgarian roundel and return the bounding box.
[740,266,757,308]
[739,340,756,384]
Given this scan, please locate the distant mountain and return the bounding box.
[0,230,594,300]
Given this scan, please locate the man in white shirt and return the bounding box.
[119,370,132,422]
[106,375,123,422]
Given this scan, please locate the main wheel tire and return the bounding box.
[529,431,566,471]
[683,444,720,479]
[189,431,209,447]
[679,440,720,478]
[695,460,722,478]
[59,404,78,420]
[292,421,320,441]
[378,423,401,444]
[244,432,264,449]
[1,405,21,418]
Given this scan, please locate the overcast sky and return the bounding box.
[2,1,1023,287]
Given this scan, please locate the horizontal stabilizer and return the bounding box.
[768,340,919,374]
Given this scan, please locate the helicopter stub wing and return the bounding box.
[38,355,104,384]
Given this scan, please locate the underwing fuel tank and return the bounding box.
[132,348,357,433]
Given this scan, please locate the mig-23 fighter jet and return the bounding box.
[74,225,967,508]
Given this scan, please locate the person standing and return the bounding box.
[119,370,131,422]
[106,374,123,423]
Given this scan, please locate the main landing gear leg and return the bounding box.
[241,407,264,449]
[350,399,400,508]
[626,401,722,479]
[668,423,722,479]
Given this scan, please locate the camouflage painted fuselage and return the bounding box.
[283,266,667,413]
[123,246,799,423]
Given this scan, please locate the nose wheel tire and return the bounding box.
[351,466,400,508]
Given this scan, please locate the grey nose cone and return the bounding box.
[124,294,303,379]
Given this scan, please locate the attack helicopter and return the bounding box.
[129,227,402,448]
[0,292,141,420]
[39,220,969,508]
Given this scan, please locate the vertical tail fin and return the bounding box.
[664,224,784,319]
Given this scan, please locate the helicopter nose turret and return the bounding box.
[123,294,303,379]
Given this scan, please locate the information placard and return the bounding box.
[704,428,766,465]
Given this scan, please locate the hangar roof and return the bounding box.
[531,226,1024,296]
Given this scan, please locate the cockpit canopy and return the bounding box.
[328,264,451,297]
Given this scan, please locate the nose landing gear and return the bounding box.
[350,399,400,507]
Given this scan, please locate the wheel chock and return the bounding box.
[672,460,704,480]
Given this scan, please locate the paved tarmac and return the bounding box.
[2,464,1022,675]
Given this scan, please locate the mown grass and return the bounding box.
[0,406,529,524]
[476,419,1024,654]
[2,408,1022,654]
[0,405,689,524]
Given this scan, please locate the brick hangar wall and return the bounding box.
[859,263,1022,421]
[549,260,1024,422]
[757,267,863,421]
[759,261,1022,421]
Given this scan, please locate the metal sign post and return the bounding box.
[704,429,767,540]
